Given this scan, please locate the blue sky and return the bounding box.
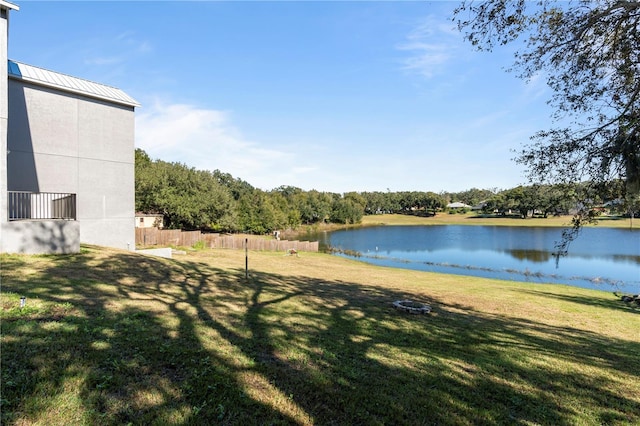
[9,1,553,193]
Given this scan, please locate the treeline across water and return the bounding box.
[135,149,635,234]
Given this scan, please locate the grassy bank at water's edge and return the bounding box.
[1,246,639,425]
[284,213,637,242]
[360,213,638,228]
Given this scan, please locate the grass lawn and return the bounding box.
[360,213,639,228]
[1,246,639,425]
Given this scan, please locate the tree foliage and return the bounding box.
[135,149,369,233]
[441,188,497,208]
[454,0,640,211]
[135,150,237,231]
[454,0,640,257]
[135,148,630,237]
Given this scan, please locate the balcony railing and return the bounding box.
[8,191,77,221]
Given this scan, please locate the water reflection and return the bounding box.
[504,249,551,263]
[612,254,640,264]
[322,225,640,291]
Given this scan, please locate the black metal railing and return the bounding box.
[8,191,77,221]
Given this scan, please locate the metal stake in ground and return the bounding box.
[245,238,248,279]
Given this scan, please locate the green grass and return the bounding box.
[1,246,639,425]
[361,213,639,228]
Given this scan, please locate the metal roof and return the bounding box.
[0,1,19,11]
[8,60,140,108]
[446,202,472,208]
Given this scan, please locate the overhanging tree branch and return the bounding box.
[455,0,640,256]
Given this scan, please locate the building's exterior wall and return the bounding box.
[1,220,80,254]
[0,4,10,229]
[6,79,136,251]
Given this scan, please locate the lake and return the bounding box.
[319,225,640,292]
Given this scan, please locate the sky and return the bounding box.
[8,1,554,194]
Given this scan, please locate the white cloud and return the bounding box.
[116,31,153,54]
[399,43,451,78]
[397,15,462,79]
[82,31,151,69]
[469,110,510,128]
[521,72,548,102]
[84,56,122,66]
[135,100,318,190]
[132,99,527,193]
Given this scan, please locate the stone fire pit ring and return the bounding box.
[393,300,432,314]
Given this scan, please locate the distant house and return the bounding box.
[135,213,164,229]
[0,1,139,254]
[446,202,472,209]
[471,201,488,211]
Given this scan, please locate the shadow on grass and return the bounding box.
[518,289,640,315]
[1,247,639,425]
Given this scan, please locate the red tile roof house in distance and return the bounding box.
[0,1,140,254]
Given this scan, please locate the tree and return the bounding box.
[455,0,640,254]
[455,1,639,194]
[296,190,333,225]
[330,198,363,224]
[417,191,445,215]
[237,190,285,234]
[536,184,570,217]
[449,188,497,207]
[361,191,387,214]
[134,149,157,214]
[134,150,239,231]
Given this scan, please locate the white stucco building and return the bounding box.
[0,1,139,254]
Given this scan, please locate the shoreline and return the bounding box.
[284,212,637,241]
[360,213,638,228]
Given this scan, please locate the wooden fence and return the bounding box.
[135,228,319,252]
